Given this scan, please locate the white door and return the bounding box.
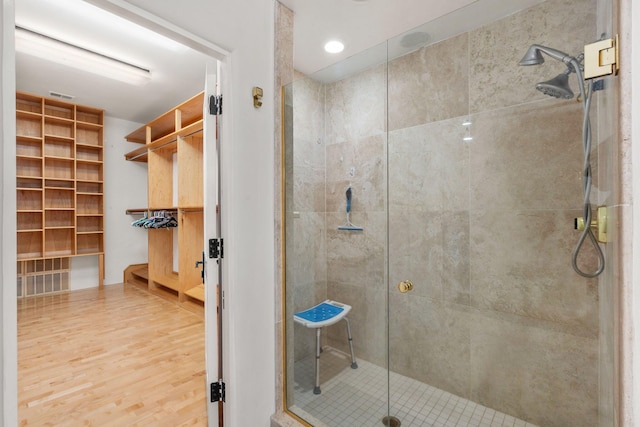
[203,61,223,426]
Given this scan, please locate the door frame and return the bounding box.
[2,0,231,424]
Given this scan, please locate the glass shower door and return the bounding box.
[385,1,611,426]
[283,41,392,426]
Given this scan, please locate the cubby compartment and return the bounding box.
[45,210,75,228]
[17,137,42,158]
[178,133,204,208]
[44,158,74,180]
[17,157,42,178]
[77,194,103,215]
[44,229,74,257]
[44,100,74,120]
[16,112,42,139]
[45,188,74,209]
[147,149,174,208]
[76,233,103,255]
[16,94,42,114]
[17,231,43,259]
[76,160,103,181]
[76,124,103,146]
[44,136,74,158]
[76,106,103,125]
[17,189,43,211]
[44,117,74,139]
[77,216,103,233]
[45,179,74,189]
[76,181,102,194]
[17,177,42,190]
[18,212,42,231]
[76,145,103,162]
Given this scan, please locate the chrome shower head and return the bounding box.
[519,45,545,65]
[519,44,573,66]
[536,70,574,99]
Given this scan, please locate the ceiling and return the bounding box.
[15,0,212,123]
[15,0,543,123]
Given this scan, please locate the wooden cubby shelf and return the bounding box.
[124,92,205,314]
[16,92,104,284]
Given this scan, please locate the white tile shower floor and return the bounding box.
[291,347,538,427]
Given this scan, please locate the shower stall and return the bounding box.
[282,0,617,425]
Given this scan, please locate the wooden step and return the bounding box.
[123,263,149,288]
[184,284,204,302]
[131,266,148,282]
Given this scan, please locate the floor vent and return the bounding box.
[17,258,70,298]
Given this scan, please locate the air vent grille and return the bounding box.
[17,257,70,298]
[48,91,75,100]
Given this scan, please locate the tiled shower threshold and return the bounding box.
[291,348,537,427]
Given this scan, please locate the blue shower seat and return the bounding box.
[294,300,358,395]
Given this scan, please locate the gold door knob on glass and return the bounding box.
[397,280,413,293]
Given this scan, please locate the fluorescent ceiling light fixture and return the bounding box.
[15,26,151,86]
[324,40,345,53]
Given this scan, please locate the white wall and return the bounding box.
[103,116,148,285]
[67,116,148,290]
[1,1,19,425]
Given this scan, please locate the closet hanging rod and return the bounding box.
[127,124,203,162]
[125,208,149,215]
[125,207,203,215]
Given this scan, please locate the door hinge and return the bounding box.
[209,94,223,115]
[584,35,619,80]
[211,380,226,402]
[209,238,223,259]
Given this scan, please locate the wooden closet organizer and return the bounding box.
[124,92,205,313]
[16,92,105,289]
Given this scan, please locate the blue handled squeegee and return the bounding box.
[338,185,363,231]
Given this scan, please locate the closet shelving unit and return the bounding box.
[124,92,205,313]
[16,91,105,291]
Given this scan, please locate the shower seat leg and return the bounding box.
[344,317,358,369]
[314,327,321,394]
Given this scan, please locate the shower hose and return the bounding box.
[570,57,605,278]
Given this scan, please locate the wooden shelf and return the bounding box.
[124,119,203,162]
[152,273,180,291]
[16,91,104,264]
[124,145,148,162]
[184,284,205,302]
[125,92,204,144]
[16,93,42,114]
[126,93,205,312]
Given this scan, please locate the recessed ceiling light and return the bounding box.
[324,40,345,54]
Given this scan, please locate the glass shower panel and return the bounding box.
[283,0,614,426]
[386,0,611,426]
[284,42,391,426]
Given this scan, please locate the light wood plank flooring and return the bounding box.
[18,283,207,426]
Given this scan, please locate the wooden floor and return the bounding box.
[18,283,207,426]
